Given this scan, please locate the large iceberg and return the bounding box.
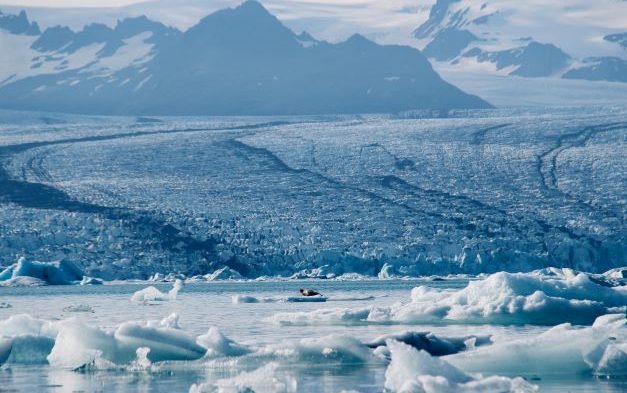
[0,257,84,285]
[268,270,627,326]
[384,340,536,393]
[0,313,207,369]
[446,314,627,377]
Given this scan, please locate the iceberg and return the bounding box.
[197,327,251,357]
[268,271,627,326]
[367,331,491,356]
[190,362,297,393]
[62,304,94,313]
[131,279,183,302]
[267,335,376,366]
[114,321,206,362]
[384,340,537,393]
[205,267,243,281]
[233,294,330,303]
[446,314,627,377]
[1,313,207,368]
[0,257,84,285]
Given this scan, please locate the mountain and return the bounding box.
[604,33,627,50]
[0,10,39,35]
[0,1,490,115]
[414,0,627,83]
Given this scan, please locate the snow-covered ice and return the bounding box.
[131,279,183,302]
[190,362,297,393]
[446,314,627,377]
[384,340,537,393]
[268,270,627,326]
[0,280,625,392]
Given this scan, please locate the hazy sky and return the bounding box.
[1,0,625,57]
[0,0,149,6]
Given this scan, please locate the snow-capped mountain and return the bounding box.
[414,0,627,83]
[0,1,489,115]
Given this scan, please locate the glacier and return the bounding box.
[0,107,625,280]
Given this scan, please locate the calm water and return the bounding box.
[0,280,625,392]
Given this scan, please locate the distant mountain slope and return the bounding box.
[0,1,490,115]
[415,0,627,83]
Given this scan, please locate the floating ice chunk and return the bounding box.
[197,327,250,357]
[384,340,536,393]
[603,267,627,280]
[0,257,83,285]
[80,276,103,285]
[205,267,243,281]
[366,331,491,356]
[0,314,58,338]
[3,335,55,365]
[269,271,627,326]
[62,304,95,313]
[446,314,627,377]
[0,276,47,287]
[131,279,183,302]
[48,320,119,370]
[594,342,627,377]
[115,321,206,362]
[267,307,372,326]
[129,347,152,371]
[232,294,265,303]
[263,335,377,366]
[190,362,297,393]
[231,295,327,304]
[157,313,181,329]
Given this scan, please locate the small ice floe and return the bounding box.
[384,340,537,393]
[62,304,95,313]
[197,327,250,357]
[149,273,186,282]
[231,295,328,304]
[205,266,244,281]
[190,362,297,393]
[129,347,152,371]
[48,313,206,369]
[268,270,627,326]
[447,313,627,378]
[79,276,103,285]
[0,257,84,286]
[131,279,183,302]
[367,331,491,357]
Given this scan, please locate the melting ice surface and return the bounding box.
[1,275,626,393]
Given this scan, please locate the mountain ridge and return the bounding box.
[0,1,491,115]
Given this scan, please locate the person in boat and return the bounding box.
[299,288,322,297]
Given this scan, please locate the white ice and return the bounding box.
[268,271,627,326]
[446,314,627,377]
[131,279,183,302]
[190,362,297,393]
[384,340,537,393]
